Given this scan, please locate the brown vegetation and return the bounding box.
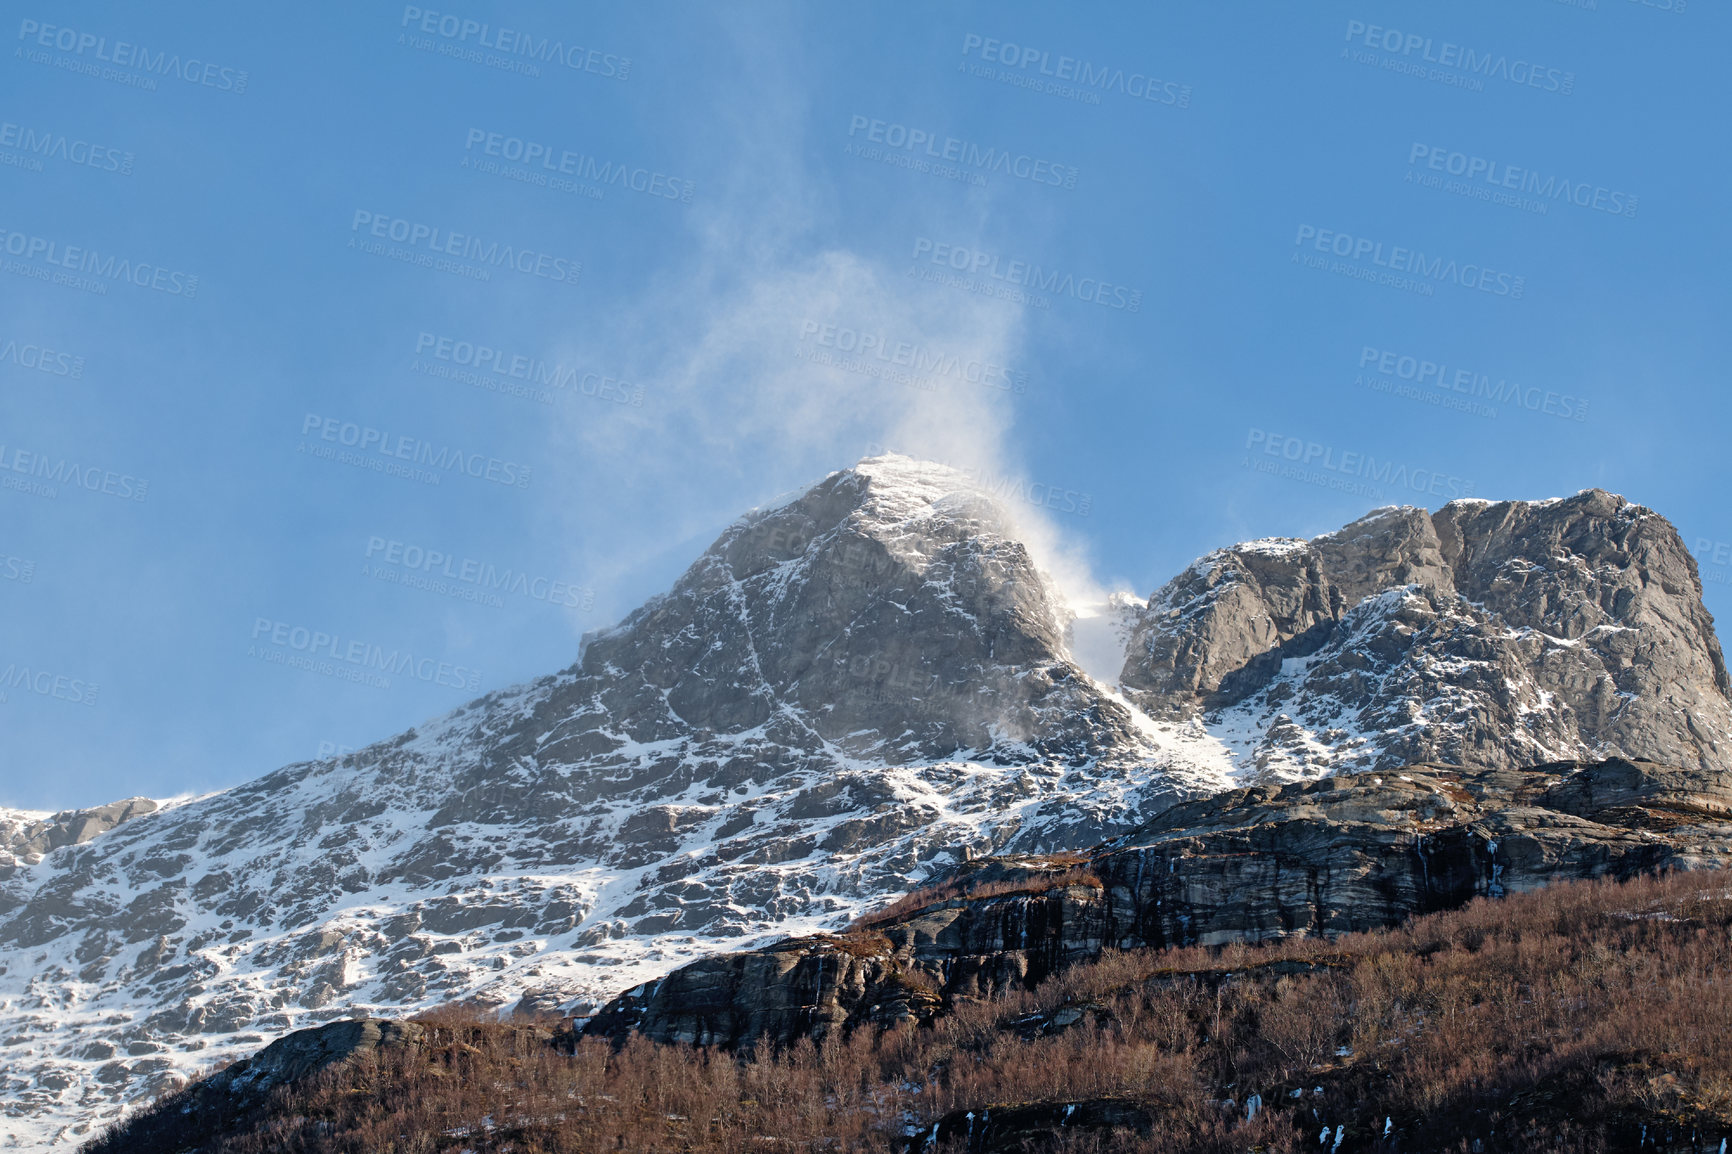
[88,869,1732,1153]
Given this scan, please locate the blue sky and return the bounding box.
[2,0,1726,810]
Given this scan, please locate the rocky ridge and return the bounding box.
[1122,493,1732,778]
[0,799,159,879]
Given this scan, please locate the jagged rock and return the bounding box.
[586,873,1105,1047]
[589,759,1732,1049]
[0,798,158,878]
[0,456,1212,1145]
[1121,491,1732,776]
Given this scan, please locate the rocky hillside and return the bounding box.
[86,869,1732,1153]
[2,459,1729,1148]
[585,757,1732,1049]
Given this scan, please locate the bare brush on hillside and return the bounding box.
[87,870,1732,1153]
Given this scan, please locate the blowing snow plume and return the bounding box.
[514,14,1086,639]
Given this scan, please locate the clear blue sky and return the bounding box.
[3,0,1726,810]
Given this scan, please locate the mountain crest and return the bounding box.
[1121,488,1731,776]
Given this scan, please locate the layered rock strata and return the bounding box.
[589,758,1732,1049]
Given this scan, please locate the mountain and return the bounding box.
[1,457,1728,1148]
[1121,494,1732,777]
[0,457,1210,1148]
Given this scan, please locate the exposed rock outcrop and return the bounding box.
[80,1017,424,1153]
[589,758,1732,1049]
[0,799,158,880]
[1121,491,1732,776]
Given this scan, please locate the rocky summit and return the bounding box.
[1,456,1729,1148]
[1121,493,1732,777]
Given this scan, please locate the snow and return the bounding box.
[1235,537,1311,558]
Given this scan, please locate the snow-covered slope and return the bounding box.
[2,465,1727,1149]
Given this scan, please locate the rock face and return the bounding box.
[203,1015,423,1099]
[589,758,1732,1050]
[0,799,158,879]
[1121,493,1732,777]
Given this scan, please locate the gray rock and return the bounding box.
[0,798,158,876]
[1122,491,1732,775]
[207,1015,423,1099]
